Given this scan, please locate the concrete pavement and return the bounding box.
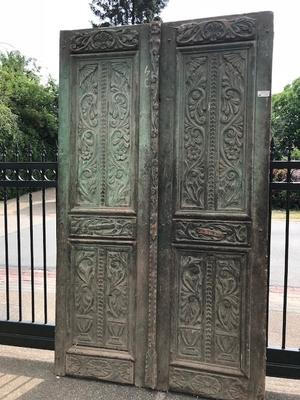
[0,346,300,400]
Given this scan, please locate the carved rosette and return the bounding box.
[70,28,139,53]
[176,17,256,46]
[145,18,161,389]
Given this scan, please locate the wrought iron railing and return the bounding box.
[0,144,56,349]
[267,139,300,378]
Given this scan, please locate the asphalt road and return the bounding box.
[0,213,298,287]
[270,220,300,287]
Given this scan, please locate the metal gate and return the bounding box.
[0,145,56,349]
[55,12,273,399]
[266,140,300,379]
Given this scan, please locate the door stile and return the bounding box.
[144,18,162,390]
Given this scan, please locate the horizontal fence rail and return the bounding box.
[266,140,300,378]
[0,144,56,350]
[0,139,299,376]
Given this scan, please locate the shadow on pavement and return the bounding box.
[0,349,298,400]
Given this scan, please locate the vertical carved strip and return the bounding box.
[207,55,218,209]
[104,250,129,350]
[76,64,99,206]
[107,61,132,207]
[145,19,161,389]
[74,248,97,345]
[218,52,246,210]
[97,248,105,346]
[100,62,108,206]
[215,257,240,366]
[181,55,208,208]
[204,257,214,362]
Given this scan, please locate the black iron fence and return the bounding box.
[0,141,299,378]
[0,144,56,349]
[266,140,300,378]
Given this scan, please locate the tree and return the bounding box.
[272,77,300,159]
[0,51,58,160]
[90,0,169,27]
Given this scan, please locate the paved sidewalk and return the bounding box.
[0,346,299,400]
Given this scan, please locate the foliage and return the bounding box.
[272,77,300,159]
[0,51,58,160]
[90,0,169,26]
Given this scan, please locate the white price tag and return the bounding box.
[257,90,270,98]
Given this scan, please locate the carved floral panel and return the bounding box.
[174,220,249,245]
[169,367,248,400]
[72,244,133,353]
[75,63,99,207]
[179,55,208,209]
[70,216,135,239]
[66,353,134,384]
[177,48,249,212]
[172,250,247,374]
[73,248,97,345]
[218,51,247,210]
[74,57,135,209]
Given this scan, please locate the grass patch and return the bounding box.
[272,210,300,220]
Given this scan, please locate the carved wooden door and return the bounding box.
[56,12,273,400]
[55,23,159,387]
[157,12,273,400]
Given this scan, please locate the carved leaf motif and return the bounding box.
[216,261,239,332]
[181,56,208,208]
[179,256,204,326]
[70,28,139,53]
[67,355,133,384]
[175,220,248,244]
[170,369,222,396]
[70,217,134,238]
[75,251,96,315]
[107,62,132,206]
[76,64,99,205]
[176,17,256,45]
[218,52,246,210]
[106,252,128,320]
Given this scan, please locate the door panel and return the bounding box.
[158,12,273,400]
[56,24,154,387]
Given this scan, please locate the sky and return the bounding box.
[0,0,299,94]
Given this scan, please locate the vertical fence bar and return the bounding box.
[15,145,22,322]
[1,146,10,320]
[4,189,9,320]
[282,144,292,349]
[42,147,48,324]
[266,138,275,347]
[28,146,35,323]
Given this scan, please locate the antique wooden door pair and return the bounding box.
[56,12,273,400]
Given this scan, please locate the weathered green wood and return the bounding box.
[158,12,273,400]
[56,12,273,400]
[56,24,154,387]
